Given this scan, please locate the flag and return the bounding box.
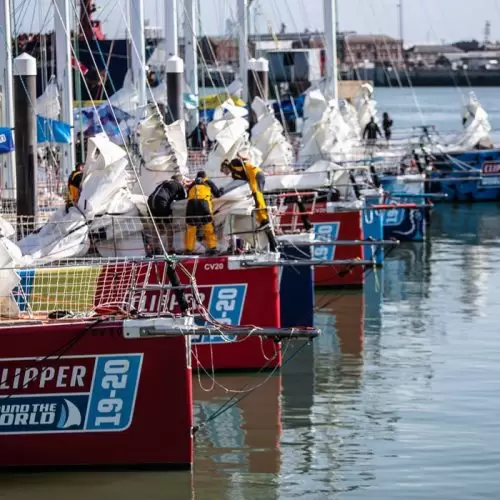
[71,57,89,76]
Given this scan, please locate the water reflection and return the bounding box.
[430,204,500,322]
[0,471,193,499]
[193,373,281,499]
[431,203,500,243]
[314,291,364,356]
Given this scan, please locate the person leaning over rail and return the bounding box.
[65,162,85,212]
[147,173,187,254]
[185,170,222,256]
[221,155,278,252]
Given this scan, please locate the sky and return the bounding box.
[13,0,500,47]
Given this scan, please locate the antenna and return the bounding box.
[484,20,491,45]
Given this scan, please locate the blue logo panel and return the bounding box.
[86,355,142,431]
[0,354,142,435]
[313,223,340,261]
[383,207,405,227]
[192,285,247,344]
[0,395,89,434]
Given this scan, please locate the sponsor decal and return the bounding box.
[482,162,500,175]
[132,284,247,345]
[313,223,340,261]
[481,162,500,186]
[383,207,405,227]
[0,354,142,434]
[192,284,247,344]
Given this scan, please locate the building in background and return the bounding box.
[405,44,464,67]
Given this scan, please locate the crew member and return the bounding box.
[382,112,393,142]
[363,117,382,142]
[221,155,269,228]
[147,173,187,253]
[148,173,186,219]
[363,117,382,156]
[185,171,222,255]
[66,162,85,209]
[221,155,278,252]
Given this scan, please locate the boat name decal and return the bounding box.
[313,223,340,261]
[482,162,500,175]
[133,284,247,344]
[0,354,142,435]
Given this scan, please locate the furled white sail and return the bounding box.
[18,134,137,264]
[204,99,259,179]
[298,90,356,165]
[36,79,61,120]
[355,83,379,133]
[340,99,362,141]
[447,92,493,151]
[250,97,294,174]
[132,107,188,195]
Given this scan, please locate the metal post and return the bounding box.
[323,0,338,99]
[13,53,38,229]
[166,56,184,123]
[54,0,75,180]
[165,0,178,58]
[238,0,248,102]
[130,0,147,109]
[247,57,268,127]
[0,0,17,207]
[184,0,199,126]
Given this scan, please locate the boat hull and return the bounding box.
[379,175,427,241]
[308,206,365,288]
[0,320,193,470]
[14,257,284,372]
[428,150,500,202]
[278,202,365,287]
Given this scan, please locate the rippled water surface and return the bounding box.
[3,89,500,499]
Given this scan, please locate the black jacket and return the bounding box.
[149,180,186,206]
[363,121,381,140]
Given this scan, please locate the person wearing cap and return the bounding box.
[220,155,278,252]
[147,173,186,252]
[185,170,222,255]
[220,154,269,228]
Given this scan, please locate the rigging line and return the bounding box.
[0,318,107,401]
[77,0,119,95]
[85,3,206,288]
[195,339,309,432]
[180,2,255,155]
[13,0,32,34]
[193,1,240,96]
[365,0,425,125]
[419,0,468,98]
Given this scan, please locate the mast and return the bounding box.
[165,0,178,57]
[323,0,338,100]
[398,0,404,64]
[184,0,199,125]
[0,0,16,203]
[130,0,147,110]
[54,0,75,179]
[238,0,248,102]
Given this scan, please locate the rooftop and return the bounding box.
[408,44,464,54]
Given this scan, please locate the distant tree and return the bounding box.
[453,40,481,51]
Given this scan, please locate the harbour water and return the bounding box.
[3,88,500,499]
